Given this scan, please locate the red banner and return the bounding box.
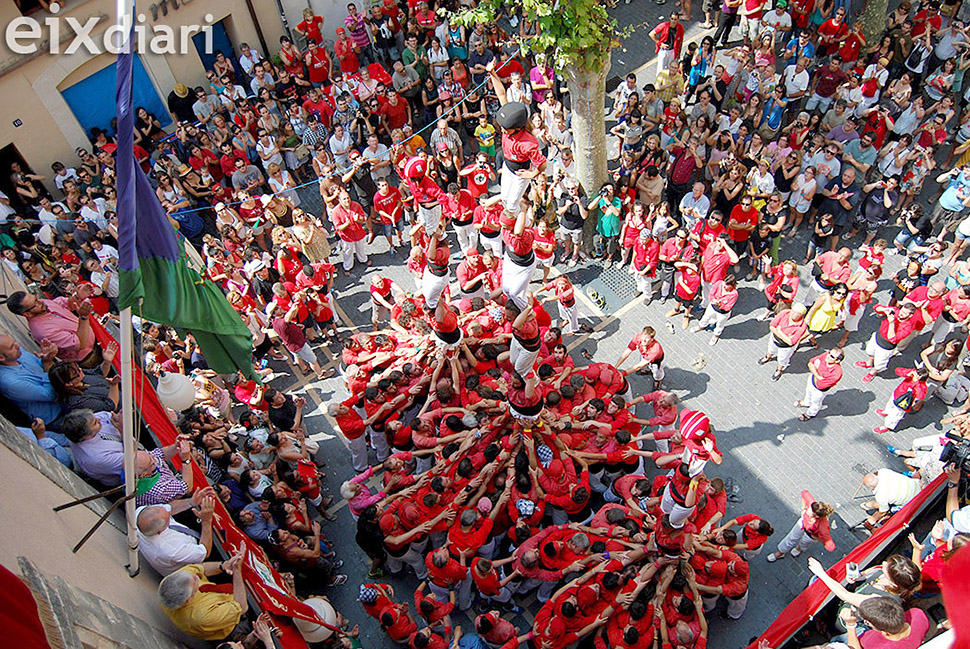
[745,474,947,649]
[92,320,337,648]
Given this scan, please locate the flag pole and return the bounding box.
[116,0,139,578]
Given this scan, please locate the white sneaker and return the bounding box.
[709,335,719,346]
[790,547,802,557]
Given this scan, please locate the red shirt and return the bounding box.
[461,163,492,198]
[691,220,725,253]
[817,251,852,285]
[332,202,367,241]
[629,334,664,363]
[442,188,477,226]
[874,305,916,346]
[701,247,732,283]
[501,130,546,167]
[374,186,404,224]
[533,230,556,260]
[651,21,685,55]
[382,96,410,131]
[727,205,758,242]
[809,352,843,390]
[771,310,808,346]
[736,513,771,550]
[298,16,324,44]
[426,553,468,588]
[708,281,738,312]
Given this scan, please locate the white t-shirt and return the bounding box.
[136,504,207,575]
[783,65,811,97]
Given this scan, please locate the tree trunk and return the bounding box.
[565,61,610,250]
[861,0,889,45]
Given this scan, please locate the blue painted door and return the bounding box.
[193,19,235,74]
[60,54,172,139]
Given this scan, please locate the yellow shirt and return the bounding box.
[161,564,243,641]
[656,70,685,103]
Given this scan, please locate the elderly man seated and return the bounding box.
[134,438,196,507]
[60,408,124,486]
[861,468,921,531]
[137,488,217,575]
[157,551,248,641]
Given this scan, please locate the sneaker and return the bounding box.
[862,373,876,383]
[873,426,890,434]
[691,325,703,333]
[604,259,612,269]
[876,409,887,417]
[367,568,385,578]
[790,547,802,558]
[902,470,916,478]
[568,259,577,268]
[886,445,903,456]
[328,574,348,586]
[709,335,719,346]
[854,360,873,369]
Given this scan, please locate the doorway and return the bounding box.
[193,19,236,75]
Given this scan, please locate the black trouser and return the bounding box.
[713,12,738,45]
[667,180,691,221]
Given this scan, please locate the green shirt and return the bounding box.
[594,196,622,237]
[402,46,429,80]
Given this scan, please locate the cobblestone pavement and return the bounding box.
[262,6,947,648]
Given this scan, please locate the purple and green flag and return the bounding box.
[115,45,255,379]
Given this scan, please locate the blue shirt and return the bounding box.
[940,171,970,213]
[0,351,62,425]
[785,38,815,67]
[240,501,278,543]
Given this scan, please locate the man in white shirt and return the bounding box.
[761,1,792,45]
[782,57,811,117]
[136,490,216,575]
[611,73,639,118]
[679,182,711,230]
[85,257,119,300]
[238,42,264,78]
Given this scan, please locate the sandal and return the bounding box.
[798,413,813,421]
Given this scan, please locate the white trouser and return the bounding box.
[701,280,713,308]
[503,255,537,309]
[483,584,513,604]
[501,163,531,214]
[429,576,473,610]
[931,317,959,345]
[422,269,450,309]
[370,427,390,462]
[510,577,558,602]
[803,380,828,417]
[660,488,695,528]
[884,398,907,430]
[510,337,541,375]
[419,203,442,233]
[777,520,814,554]
[804,279,828,306]
[726,591,749,619]
[698,305,731,336]
[348,434,368,472]
[636,273,654,298]
[843,305,866,333]
[551,506,569,526]
[385,538,429,579]
[480,233,503,257]
[767,338,797,369]
[647,361,666,383]
[865,334,895,373]
[558,300,579,333]
[740,546,763,560]
[416,454,434,474]
[657,47,676,75]
[340,238,368,270]
[455,222,479,253]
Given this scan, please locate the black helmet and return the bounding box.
[496,101,529,130]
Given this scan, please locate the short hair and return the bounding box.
[857,597,907,634]
[60,408,96,443]
[158,569,196,609]
[6,291,28,315]
[137,506,169,535]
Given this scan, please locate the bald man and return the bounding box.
[137,489,216,575]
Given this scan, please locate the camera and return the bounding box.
[940,431,970,473]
